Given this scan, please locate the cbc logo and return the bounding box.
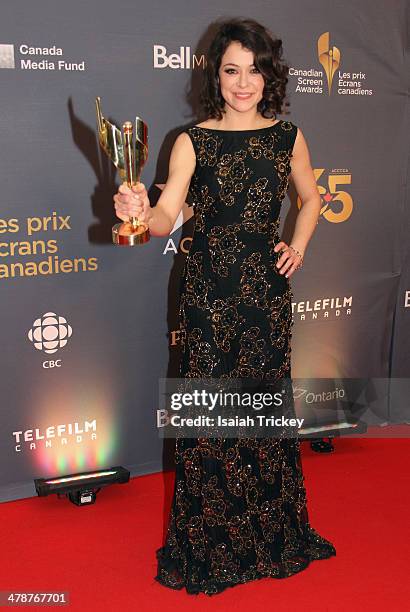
[28,312,72,368]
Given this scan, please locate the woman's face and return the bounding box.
[218,41,265,113]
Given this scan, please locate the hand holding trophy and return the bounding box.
[95,96,150,246]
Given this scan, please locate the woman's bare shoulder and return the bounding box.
[170,131,196,165]
[194,120,218,128]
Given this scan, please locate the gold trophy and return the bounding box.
[95,96,150,246]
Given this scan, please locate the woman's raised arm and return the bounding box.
[113,132,196,237]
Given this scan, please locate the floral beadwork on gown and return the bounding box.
[155,120,336,596]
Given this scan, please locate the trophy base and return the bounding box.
[112,222,150,246]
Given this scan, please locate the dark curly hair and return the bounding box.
[200,17,290,120]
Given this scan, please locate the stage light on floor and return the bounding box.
[298,417,368,453]
[34,466,130,506]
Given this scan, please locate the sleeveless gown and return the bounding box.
[155,120,336,595]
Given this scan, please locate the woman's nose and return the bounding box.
[237,71,249,88]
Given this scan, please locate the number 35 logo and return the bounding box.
[297,169,353,223]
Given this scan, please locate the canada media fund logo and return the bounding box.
[0,43,85,72]
[0,44,15,69]
[28,312,72,368]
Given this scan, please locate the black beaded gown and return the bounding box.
[155,120,336,595]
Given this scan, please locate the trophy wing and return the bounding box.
[95,97,126,179]
[100,119,126,179]
[135,117,148,173]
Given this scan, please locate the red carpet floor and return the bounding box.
[1,434,409,611]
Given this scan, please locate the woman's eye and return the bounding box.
[223,68,260,75]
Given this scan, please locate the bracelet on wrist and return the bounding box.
[288,245,304,268]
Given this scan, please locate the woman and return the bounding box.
[114,17,336,596]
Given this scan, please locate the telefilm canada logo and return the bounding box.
[12,420,97,453]
[292,294,352,321]
[289,32,373,96]
[27,312,72,368]
[0,43,86,72]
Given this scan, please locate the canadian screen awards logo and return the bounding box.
[28,312,72,368]
[289,31,373,96]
